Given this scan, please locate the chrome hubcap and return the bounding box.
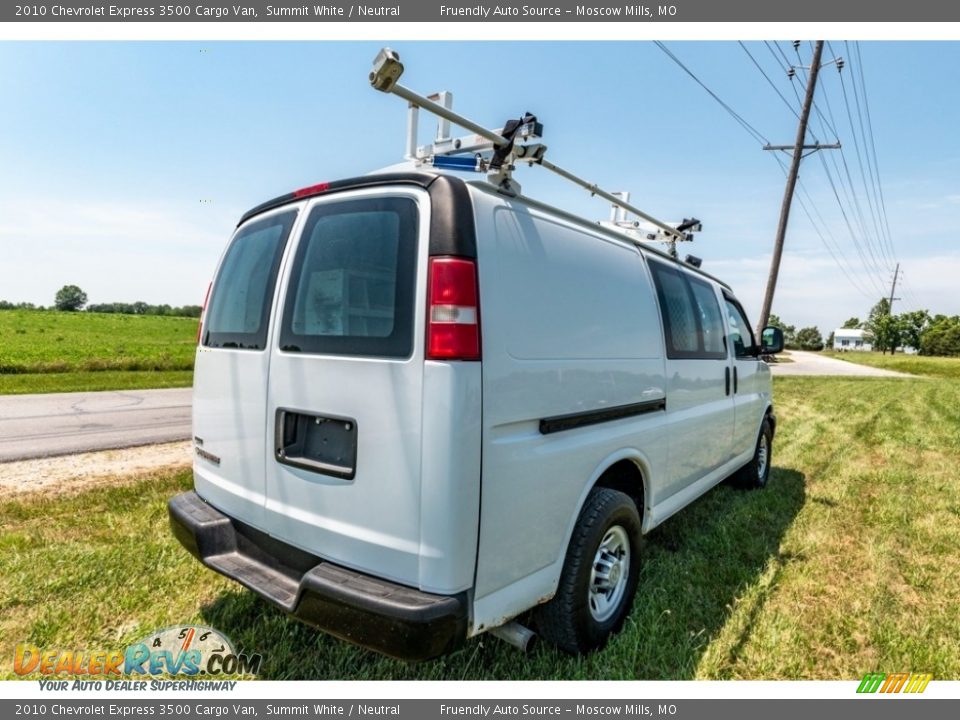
[757,434,768,480]
[588,525,631,623]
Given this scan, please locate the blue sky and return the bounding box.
[1,41,958,332]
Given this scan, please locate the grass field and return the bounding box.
[2,375,958,680]
[0,310,196,394]
[823,350,960,379]
[0,370,193,395]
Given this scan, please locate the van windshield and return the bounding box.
[203,210,297,350]
[279,196,419,358]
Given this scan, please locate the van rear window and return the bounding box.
[279,197,419,358]
[203,211,297,350]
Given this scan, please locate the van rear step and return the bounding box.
[168,491,468,662]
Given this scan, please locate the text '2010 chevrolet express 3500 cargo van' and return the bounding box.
[168,48,786,662]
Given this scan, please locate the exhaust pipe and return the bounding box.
[489,621,537,652]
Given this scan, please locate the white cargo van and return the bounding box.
[169,51,785,662]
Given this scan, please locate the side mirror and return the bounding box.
[760,326,785,354]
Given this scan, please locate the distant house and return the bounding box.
[833,328,872,352]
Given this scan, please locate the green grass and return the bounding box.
[0,309,197,393]
[0,370,193,395]
[0,310,197,375]
[2,376,958,680]
[822,350,960,379]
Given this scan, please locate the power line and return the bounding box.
[653,41,769,145]
[774,42,837,144]
[853,41,898,266]
[770,42,891,302]
[812,150,891,298]
[774,41,795,72]
[658,41,898,312]
[804,63,883,287]
[897,273,926,313]
[829,59,891,280]
[769,152,876,300]
[807,85,891,294]
[780,42,808,113]
[738,41,800,120]
[812,55,868,247]
[764,41,792,77]
[843,40,892,270]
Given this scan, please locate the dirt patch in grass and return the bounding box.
[0,441,191,498]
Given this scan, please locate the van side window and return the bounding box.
[687,276,727,356]
[203,210,297,350]
[279,196,418,358]
[724,297,756,358]
[648,260,727,360]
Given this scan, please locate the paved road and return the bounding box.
[0,388,192,462]
[768,350,914,377]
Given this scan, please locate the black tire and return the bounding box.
[734,417,773,489]
[534,487,642,655]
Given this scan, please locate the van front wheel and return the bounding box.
[535,487,642,655]
[734,418,773,489]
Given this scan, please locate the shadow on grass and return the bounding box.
[201,467,805,680]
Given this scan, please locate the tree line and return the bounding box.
[771,298,960,357]
[0,285,201,318]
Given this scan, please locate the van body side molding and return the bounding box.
[539,398,667,435]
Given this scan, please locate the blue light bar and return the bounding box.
[432,155,480,172]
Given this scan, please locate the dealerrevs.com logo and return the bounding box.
[857,672,933,694]
[14,625,262,678]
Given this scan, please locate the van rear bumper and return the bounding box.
[168,491,468,662]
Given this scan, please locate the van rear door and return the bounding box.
[193,208,300,530]
[262,188,429,589]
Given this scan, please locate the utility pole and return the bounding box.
[887,262,900,312]
[756,40,829,334]
[881,261,901,355]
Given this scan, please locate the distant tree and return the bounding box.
[2,301,39,310]
[826,330,835,348]
[795,326,825,351]
[85,301,199,318]
[174,305,203,318]
[920,315,960,356]
[54,285,88,312]
[842,317,862,329]
[899,310,930,353]
[866,299,905,355]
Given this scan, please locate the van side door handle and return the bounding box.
[724,367,731,396]
[733,366,738,394]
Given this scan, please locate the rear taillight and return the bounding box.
[196,282,212,345]
[426,257,480,360]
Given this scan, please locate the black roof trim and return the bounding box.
[238,172,477,259]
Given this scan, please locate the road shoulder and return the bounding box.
[0,440,191,499]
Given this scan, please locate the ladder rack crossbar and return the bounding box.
[538,159,683,241]
[391,83,507,150]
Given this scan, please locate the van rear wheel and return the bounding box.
[534,487,642,655]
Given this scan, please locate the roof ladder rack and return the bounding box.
[369,47,697,249]
[600,193,703,257]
